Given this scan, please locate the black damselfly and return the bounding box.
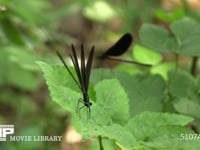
[98,33,152,67]
[56,44,94,119]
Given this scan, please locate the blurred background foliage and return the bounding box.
[0,0,200,149]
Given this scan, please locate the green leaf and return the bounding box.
[18,126,42,150]
[39,61,121,126]
[155,8,185,22]
[133,44,162,65]
[140,18,200,56]
[139,23,178,53]
[8,65,39,91]
[10,0,50,26]
[57,78,129,126]
[126,112,193,142]
[38,62,128,122]
[83,1,116,23]
[173,98,200,120]
[0,48,39,91]
[94,79,129,124]
[39,62,136,149]
[170,17,200,56]
[116,64,142,74]
[168,70,196,98]
[1,19,25,45]
[91,68,128,85]
[124,74,165,116]
[83,123,138,149]
[144,125,200,149]
[91,69,166,117]
[7,46,41,72]
[89,138,117,150]
[0,49,9,84]
[38,62,80,112]
[151,62,176,80]
[38,62,104,126]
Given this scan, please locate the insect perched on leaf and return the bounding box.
[56,44,94,119]
[98,33,152,67]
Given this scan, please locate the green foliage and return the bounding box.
[168,70,196,98]
[140,17,200,56]
[1,0,200,149]
[94,79,129,124]
[119,0,161,31]
[0,1,67,149]
[38,13,200,148]
[151,62,176,80]
[0,47,40,91]
[1,18,25,45]
[17,126,43,150]
[38,62,129,124]
[168,70,200,132]
[143,126,200,149]
[155,8,185,22]
[127,112,193,140]
[83,1,116,23]
[39,61,199,149]
[133,44,162,65]
[0,0,51,46]
[91,69,165,117]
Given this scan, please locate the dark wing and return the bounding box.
[56,50,81,90]
[85,46,94,91]
[98,33,133,59]
[70,44,84,91]
[80,44,87,93]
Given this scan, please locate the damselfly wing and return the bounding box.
[99,33,132,59]
[98,33,151,67]
[56,44,94,118]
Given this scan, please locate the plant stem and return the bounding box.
[190,56,198,76]
[175,53,179,71]
[98,136,104,150]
